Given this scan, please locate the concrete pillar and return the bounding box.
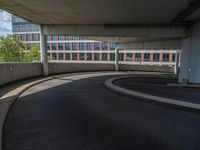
[150,52,154,62]
[179,21,200,83]
[174,51,180,75]
[115,48,119,71]
[40,26,48,75]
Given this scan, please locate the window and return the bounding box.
[102,42,108,50]
[79,53,84,60]
[126,53,132,61]
[47,36,51,41]
[153,53,160,62]
[47,43,50,50]
[27,34,31,41]
[65,53,70,60]
[163,53,169,62]
[119,53,124,61]
[135,53,141,61]
[172,54,176,62]
[52,53,57,60]
[94,43,100,50]
[65,43,70,50]
[26,44,31,50]
[72,36,79,40]
[94,53,99,61]
[72,53,77,60]
[32,34,38,41]
[59,53,63,60]
[144,53,150,62]
[110,43,115,50]
[72,43,78,50]
[66,36,70,40]
[86,43,92,50]
[52,43,57,50]
[58,36,63,40]
[110,53,115,61]
[47,53,50,59]
[87,53,92,61]
[52,36,57,41]
[20,34,26,41]
[102,53,107,61]
[58,43,63,50]
[79,43,85,50]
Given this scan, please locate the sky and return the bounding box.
[0,9,12,36]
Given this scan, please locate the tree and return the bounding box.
[24,43,40,62]
[0,35,25,62]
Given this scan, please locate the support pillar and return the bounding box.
[174,51,180,75]
[179,21,200,83]
[40,26,48,75]
[115,48,119,71]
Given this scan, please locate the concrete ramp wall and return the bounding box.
[0,63,42,86]
[0,63,174,86]
[48,63,115,74]
[119,64,174,73]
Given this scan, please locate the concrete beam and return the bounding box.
[172,0,200,23]
[42,25,187,38]
[116,39,182,49]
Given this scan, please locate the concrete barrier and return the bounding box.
[119,64,174,73]
[48,63,115,74]
[0,63,42,86]
[0,62,174,86]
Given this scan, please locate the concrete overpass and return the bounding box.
[1,0,200,83]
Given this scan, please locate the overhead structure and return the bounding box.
[0,0,194,43]
[1,0,200,82]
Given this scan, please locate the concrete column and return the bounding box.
[159,53,163,62]
[40,26,48,76]
[123,50,127,62]
[132,52,135,61]
[174,51,180,75]
[115,48,119,71]
[169,53,173,62]
[150,51,154,62]
[99,42,102,61]
[179,37,192,83]
[107,43,110,61]
[141,52,144,62]
[179,20,200,83]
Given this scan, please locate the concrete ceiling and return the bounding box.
[0,0,199,25]
[1,0,200,43]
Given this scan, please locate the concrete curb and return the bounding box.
[104,76,200,111]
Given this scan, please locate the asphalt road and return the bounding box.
[3,73,200,150]
[114,77,200,104]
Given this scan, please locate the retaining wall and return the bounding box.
[0,62,174,86]
[0,63,42,86]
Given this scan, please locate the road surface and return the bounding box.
[3,73,200,150]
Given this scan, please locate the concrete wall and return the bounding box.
[119,64,174,73]
[0,62,174,86]
[48,63,115,74]
[0,63,42,86]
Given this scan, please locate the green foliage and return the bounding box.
[0,35,25,62]
[0,35,41,63]
[24,43,40,62]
